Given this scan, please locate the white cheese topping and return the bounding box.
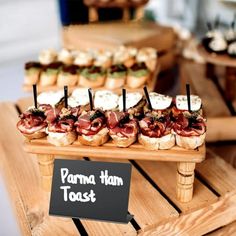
[74,51,93,66]
[176,95,201,111]
[137,47,157,62]
[119,92,143,111]
[70,88,92,106]
[209,37,227,51]
[94,90,119,110]
[225,29,236,41]
[37,90,64,106]
[38,49,57,65]
[228,41,236,54]
[58,48,73,63]
[206,30,223,39]
[149,92,172,110]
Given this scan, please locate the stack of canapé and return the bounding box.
[24,46,157,89]
[17,89,206,150]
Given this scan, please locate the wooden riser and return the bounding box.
[0,100,235,235]
[180,60,236,142]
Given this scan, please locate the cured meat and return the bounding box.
[173,114,206,137]
[106,111,138,138]
[17,109,47,134]
[139,116,172,138]
[48,118,75,133]
[75,110,106,136]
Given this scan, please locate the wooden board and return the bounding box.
[62,22,176,53]
[198,45,236,67]
[208,220,236,236]
[23,138,205,163]
[2,100,236,235]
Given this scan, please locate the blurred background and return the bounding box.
[1,0,236,100]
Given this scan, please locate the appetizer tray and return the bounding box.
[22,64,160,93]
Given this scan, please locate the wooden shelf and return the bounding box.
[24,138,206,163]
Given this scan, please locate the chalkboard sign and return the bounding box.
[49,159,132,223]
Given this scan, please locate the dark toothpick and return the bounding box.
[122,88,126,112]
[33,84,37,109]
[143,86,153,111]
[186,84,191,112]
[64,86,68,108]
[88,88,93,111]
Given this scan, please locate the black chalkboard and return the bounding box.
[49,159,132,223]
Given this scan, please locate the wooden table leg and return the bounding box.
[177,162,196,203]
[37,154,55,192]
[88,7,98,22]
[225,66,236,101]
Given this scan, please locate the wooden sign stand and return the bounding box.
[24,139,205,203]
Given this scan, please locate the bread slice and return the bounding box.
[110,134,136,148]
[175,133,206,149]
[23,130,47,140]
[40,72,57,86]
[127,74,149,89]
[105,76,126,89]
[79,75,105,88]
[124,57,135,68]
[57,73,78,87]
[138,133,175,150]
[47,131,77,146]
[78,127,109,146]
[24,71,40,85]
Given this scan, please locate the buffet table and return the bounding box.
[0,97,236,235]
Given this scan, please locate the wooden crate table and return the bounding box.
[23,138,205,203]
[1,98,236,235]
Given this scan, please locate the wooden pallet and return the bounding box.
[1,99,236,235]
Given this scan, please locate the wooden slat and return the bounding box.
[24,138,205,163]
[0,103,80,235]
[207,220,236,236]
[139,190,236,236]
[0,143,31,235]
[135,160,218,213]
[16,96,33,112]
[180,61,230,117]
[90,158,179,231]
[81,220,136,236]
[196,149,236,195]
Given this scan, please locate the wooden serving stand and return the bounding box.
[198,45,236,101]
[23,137,205,203]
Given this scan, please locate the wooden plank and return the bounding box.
[0,103,80,235]
[0,143,31,236]
[63,22,176,52]
[135,160,218,213]
[207,220,236,236]
[90,158,179,230]
[196,149,236,195]
[81,220,136,236]
[139,190,236,236]
[23,138,206,163]
[16,96,33,112]
[180,61,230,117]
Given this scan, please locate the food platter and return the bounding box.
[23,64,160,93]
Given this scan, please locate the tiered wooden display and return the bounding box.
[198,45,236,101]
[1,98,236,235]
[83,0,149,22]
[24,137,205,203]
[180,59,236,142]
